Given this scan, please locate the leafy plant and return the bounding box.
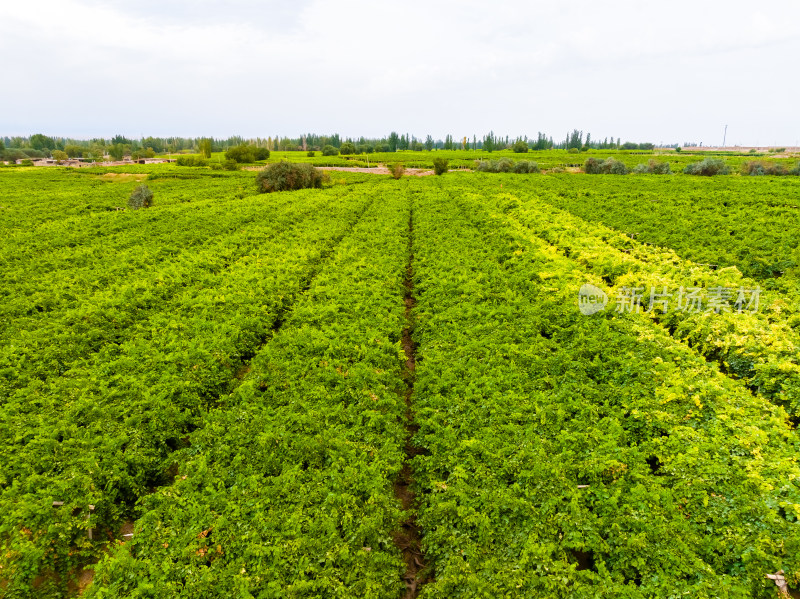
[683,157,730,176]
[633,159,672,174]
[511,139,529,153]
[225,144,261,163]
[127,184,154,209]
[255,161,324,192]
[512,160,540,174]
[584,157,629,174]
[176,155,209,167]
[432,157,449,175]
[322,145,339,157]
[388,163,405,179]
[741,161,788,176]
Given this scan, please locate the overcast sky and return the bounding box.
[1,0,798,146]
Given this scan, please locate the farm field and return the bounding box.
[173,148,800,174]
[1,165,800,598]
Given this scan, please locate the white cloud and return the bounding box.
[1,0,798,144]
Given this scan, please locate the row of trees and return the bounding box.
[2,131,664,162]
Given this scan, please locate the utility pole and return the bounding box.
[722,125,727,148]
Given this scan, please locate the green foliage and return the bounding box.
[198,138,213,159]
[511,139,529,153]
[482,131,496,152]
[3,149,27,162]
[388,163,405,179]
[29,133,56,151]
[127,184,154,209]
[432,157,449,175]
[633,159,672,174]
[306,150,316,157]
[339,142,356,155]
[108,143,126,161]
[321,145,339,156]
[584,157,630,174]
[223,143,268,163]
[1,169,799,596]
[222,159,240,171]
[255,161,324,192]
[475,158,516,173]
[176,155,209,167]
[683,157,730,176]
[409,182,800,597]
[51,150,68,163]
[512,160,540,173]
[225,144,256,163]
[741,161,788,176]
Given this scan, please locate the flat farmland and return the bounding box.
[1,163,799,598]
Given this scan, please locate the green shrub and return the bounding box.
[432,157,449,175]
[176,156,209,167]
[128,184,154,209]
[321,145,339,157]
[475,158,513,173]
[495,157,513,172]
[307,150,316,157]
[633,159,672,174]
[476,158,538,174]
[255,161,324,193]
[511,140,529,153]
[513,160,540,174]
[339,142,356,155]
[567,147,580,154]
[225,144,256,163]
[683,158,730,176]
[388,163,405,179]
[585,157,629,174]
[790,162,800,176]
[222,159,240,171]
[3,149,27,162]
[253,147,270,161]
[675,146,682,152]
[742,161,788,176]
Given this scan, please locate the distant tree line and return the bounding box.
[1,130,667,162]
